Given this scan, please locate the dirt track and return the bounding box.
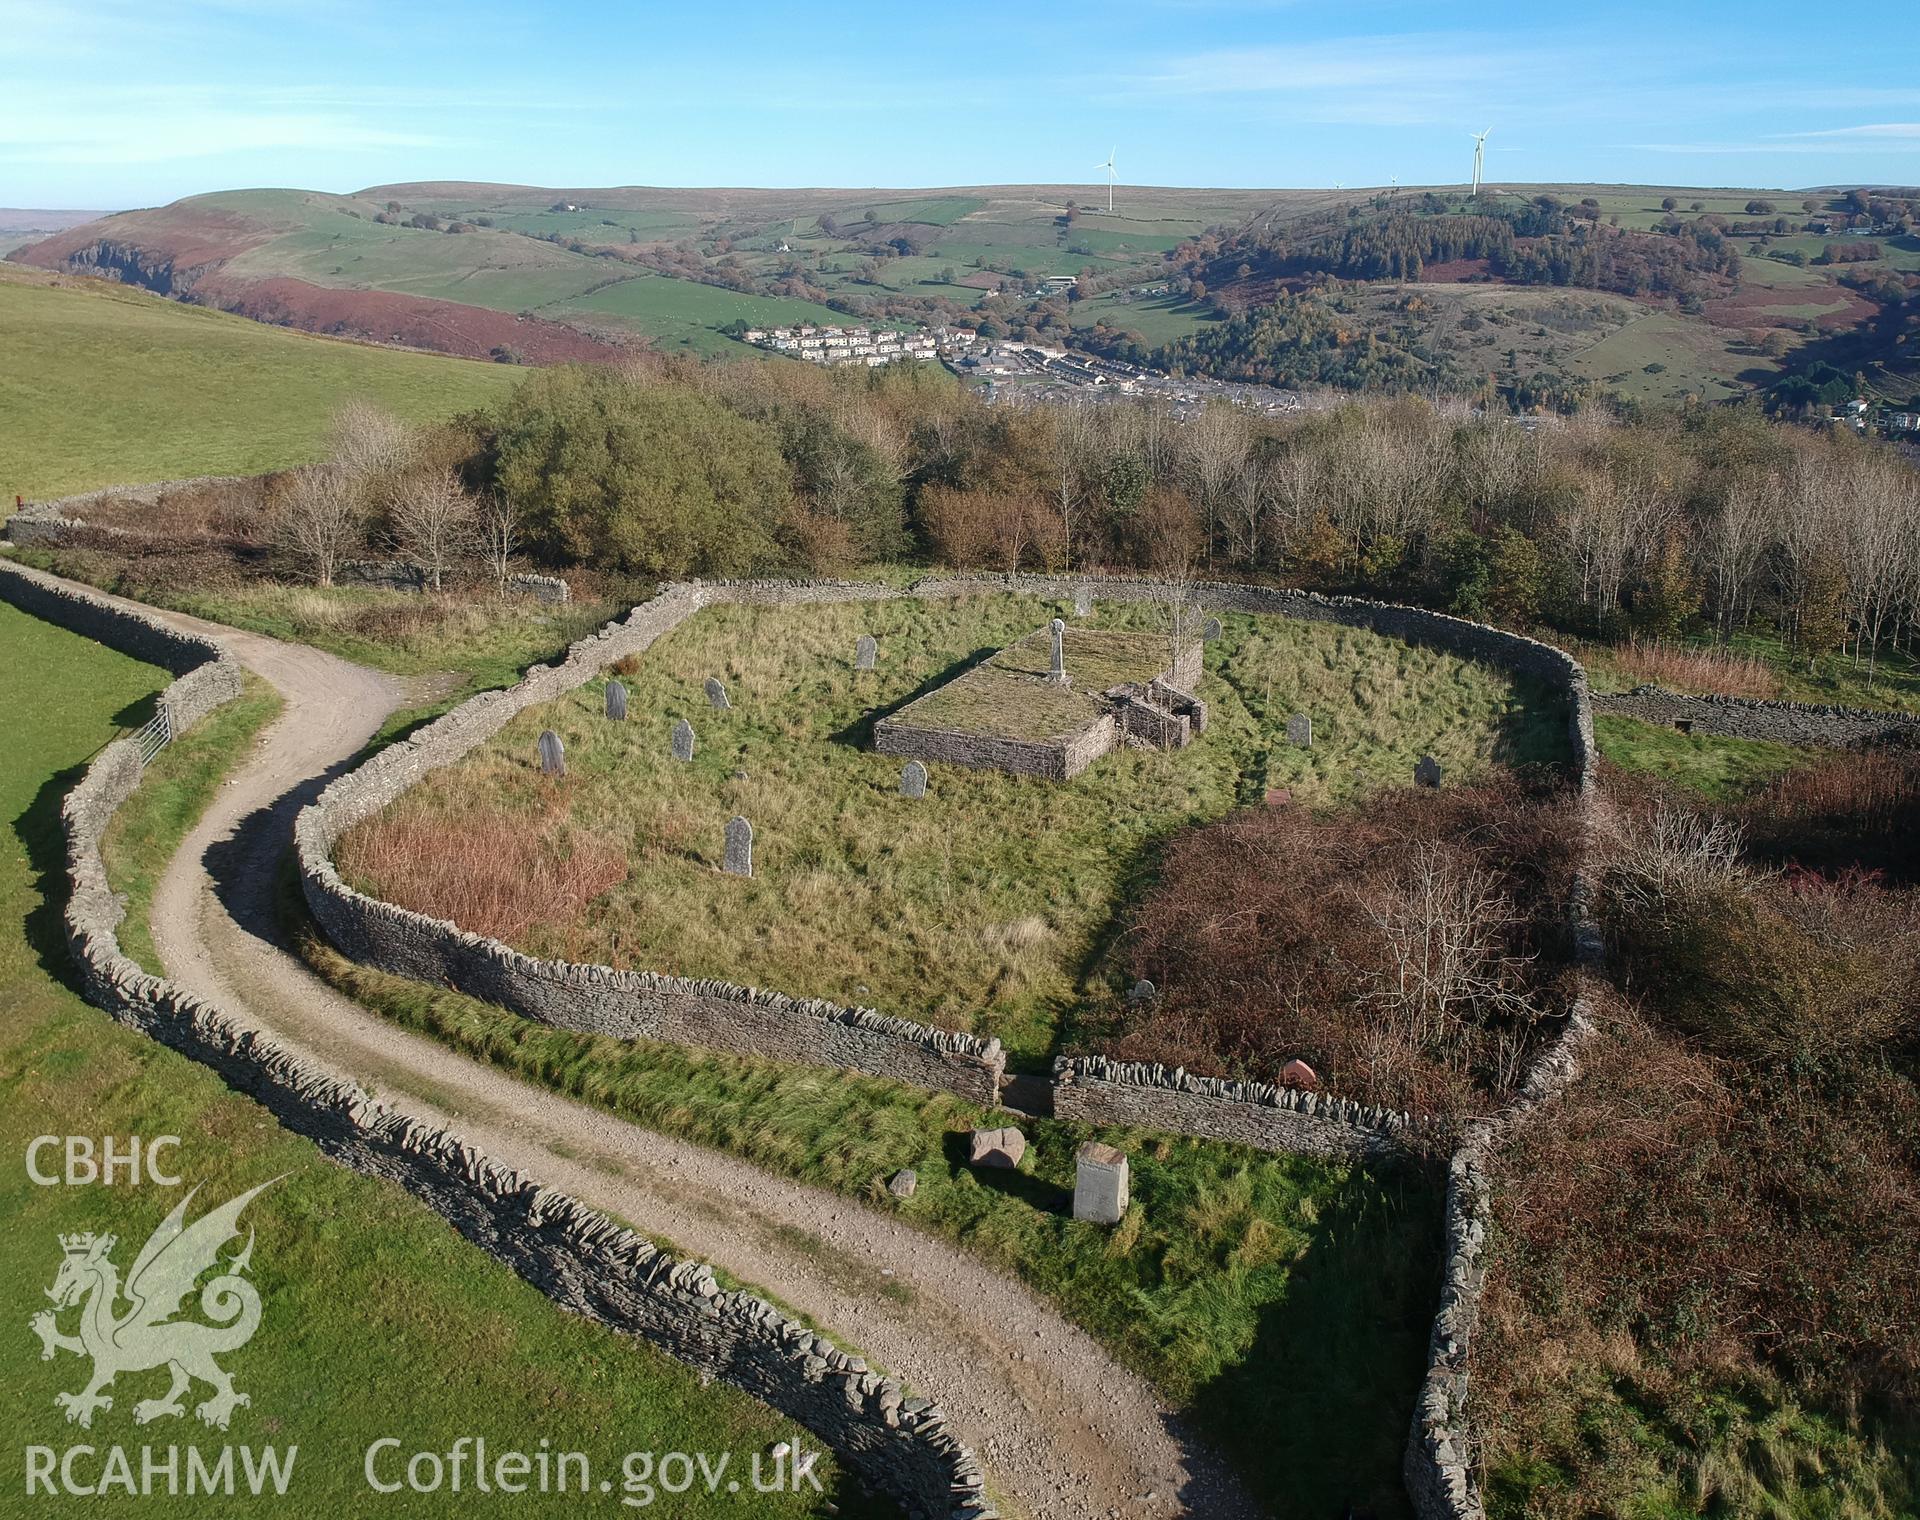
[84,586,1265,1520]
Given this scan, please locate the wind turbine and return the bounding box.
[1470,128,1491,198]
[1097,147,1116,214]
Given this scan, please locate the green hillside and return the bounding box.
[0,265,521,499]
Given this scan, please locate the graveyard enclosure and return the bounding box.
[308,577,1576,1073]
[0,558,991,1520]
[874,625,1205,780]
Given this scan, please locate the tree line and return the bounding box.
[272,364,1920,682]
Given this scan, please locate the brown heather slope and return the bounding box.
[191,272,632,363]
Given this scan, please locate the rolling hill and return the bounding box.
[0,263,521,499]
[11,180,1916,407]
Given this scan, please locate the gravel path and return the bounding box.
[86,585,1266,1520]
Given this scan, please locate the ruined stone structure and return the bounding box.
[874,624,1206,781]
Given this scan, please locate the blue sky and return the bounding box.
[4,0,1917,209]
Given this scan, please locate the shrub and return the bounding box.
[1109,776,1579,1116]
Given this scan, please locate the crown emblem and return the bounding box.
[59,1232,111,1255]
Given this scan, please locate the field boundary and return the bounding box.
[1592,684,1920,746]
[0,557,992,1520]
[291,565,1609,1520]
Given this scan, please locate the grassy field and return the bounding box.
[0,599,863,1517]
[341,594,1566,1065]
[553,276,857,354]
[0,266,521,500]
[1593,715,1808,802]
[306,931,1443,1520]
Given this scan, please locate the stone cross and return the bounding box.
[538,730,565,776]
[604,680,628,721]
[1287,712,1312,748]
[1415,754,1443,788]
[723,815,753,876]
[1073,1141,1129,1225]
[1048,617,1067,683]
[1073,588,1092,617]
[704,676,730,711]
[855,634,877,671]
[671,718,695,762]
[1202,616,1223,641]
[900,759,927,798]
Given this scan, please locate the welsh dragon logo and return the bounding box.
[30,1178,281,1430]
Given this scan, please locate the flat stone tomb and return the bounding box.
[873,625,1206,781]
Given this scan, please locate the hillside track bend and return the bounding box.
[41,576,1266,1520]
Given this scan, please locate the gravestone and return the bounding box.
[604,680,628,721]
[723,815,753,876]
[900,759,928,799]
[887,1168,917,1199]
[1128,978,1157,1003]
[855,634,878,671]
[1263,787,1293,808]
[1415,754,1443,789]
[538,730,565,777]
[1073,1142,1129,1226]
[1279,1058,1320,1091]
[671,718,695,762]
[704,676,730,711]
[1287,712,1313,748]
[967,1127,1026,1169]
[1048,617,1067,683]
[1073,587,1092,617]
[1202,616,1223,641]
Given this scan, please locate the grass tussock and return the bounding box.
[336,801,629,943]
[337,595,1567,1063]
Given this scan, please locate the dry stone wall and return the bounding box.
[2,566,991,1520]
[1593,685,1919,747]
[1052,1057,1417,1158]
[4,475,270,546]
[295,568,1611,1520]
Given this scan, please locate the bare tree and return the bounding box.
[480,492,521,593]
[328,399,414,508]
[271,466,362,587]
[1702,468,1777,642]
[388,469,477,591]
[1358,842,1538,1061]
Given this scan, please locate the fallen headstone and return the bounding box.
[670,718,695,762]
[900,759,928,799]
[604,680,628,721]
[1073,1142,1129,1225]
[704,676,731,711]
[1279,1058,1320,1091]
[855,634,878,671]
[967,1127,1026,1169]
[1415,754,1442,788]
[1263,787,1293,808]
[538,730,565,776]
[723,815,753,877]
[1287,712,1312,748]
[887,1168,917,1199]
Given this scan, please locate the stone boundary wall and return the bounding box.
[294,578,1007,1106]
[507,571,572,603]
[0,567,990,1520]
[1051,1056,1419,1158]
[296,567,1612,1520]
[0,559,244,728]
[1592,685,1920,747]
[5,475,268,546]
